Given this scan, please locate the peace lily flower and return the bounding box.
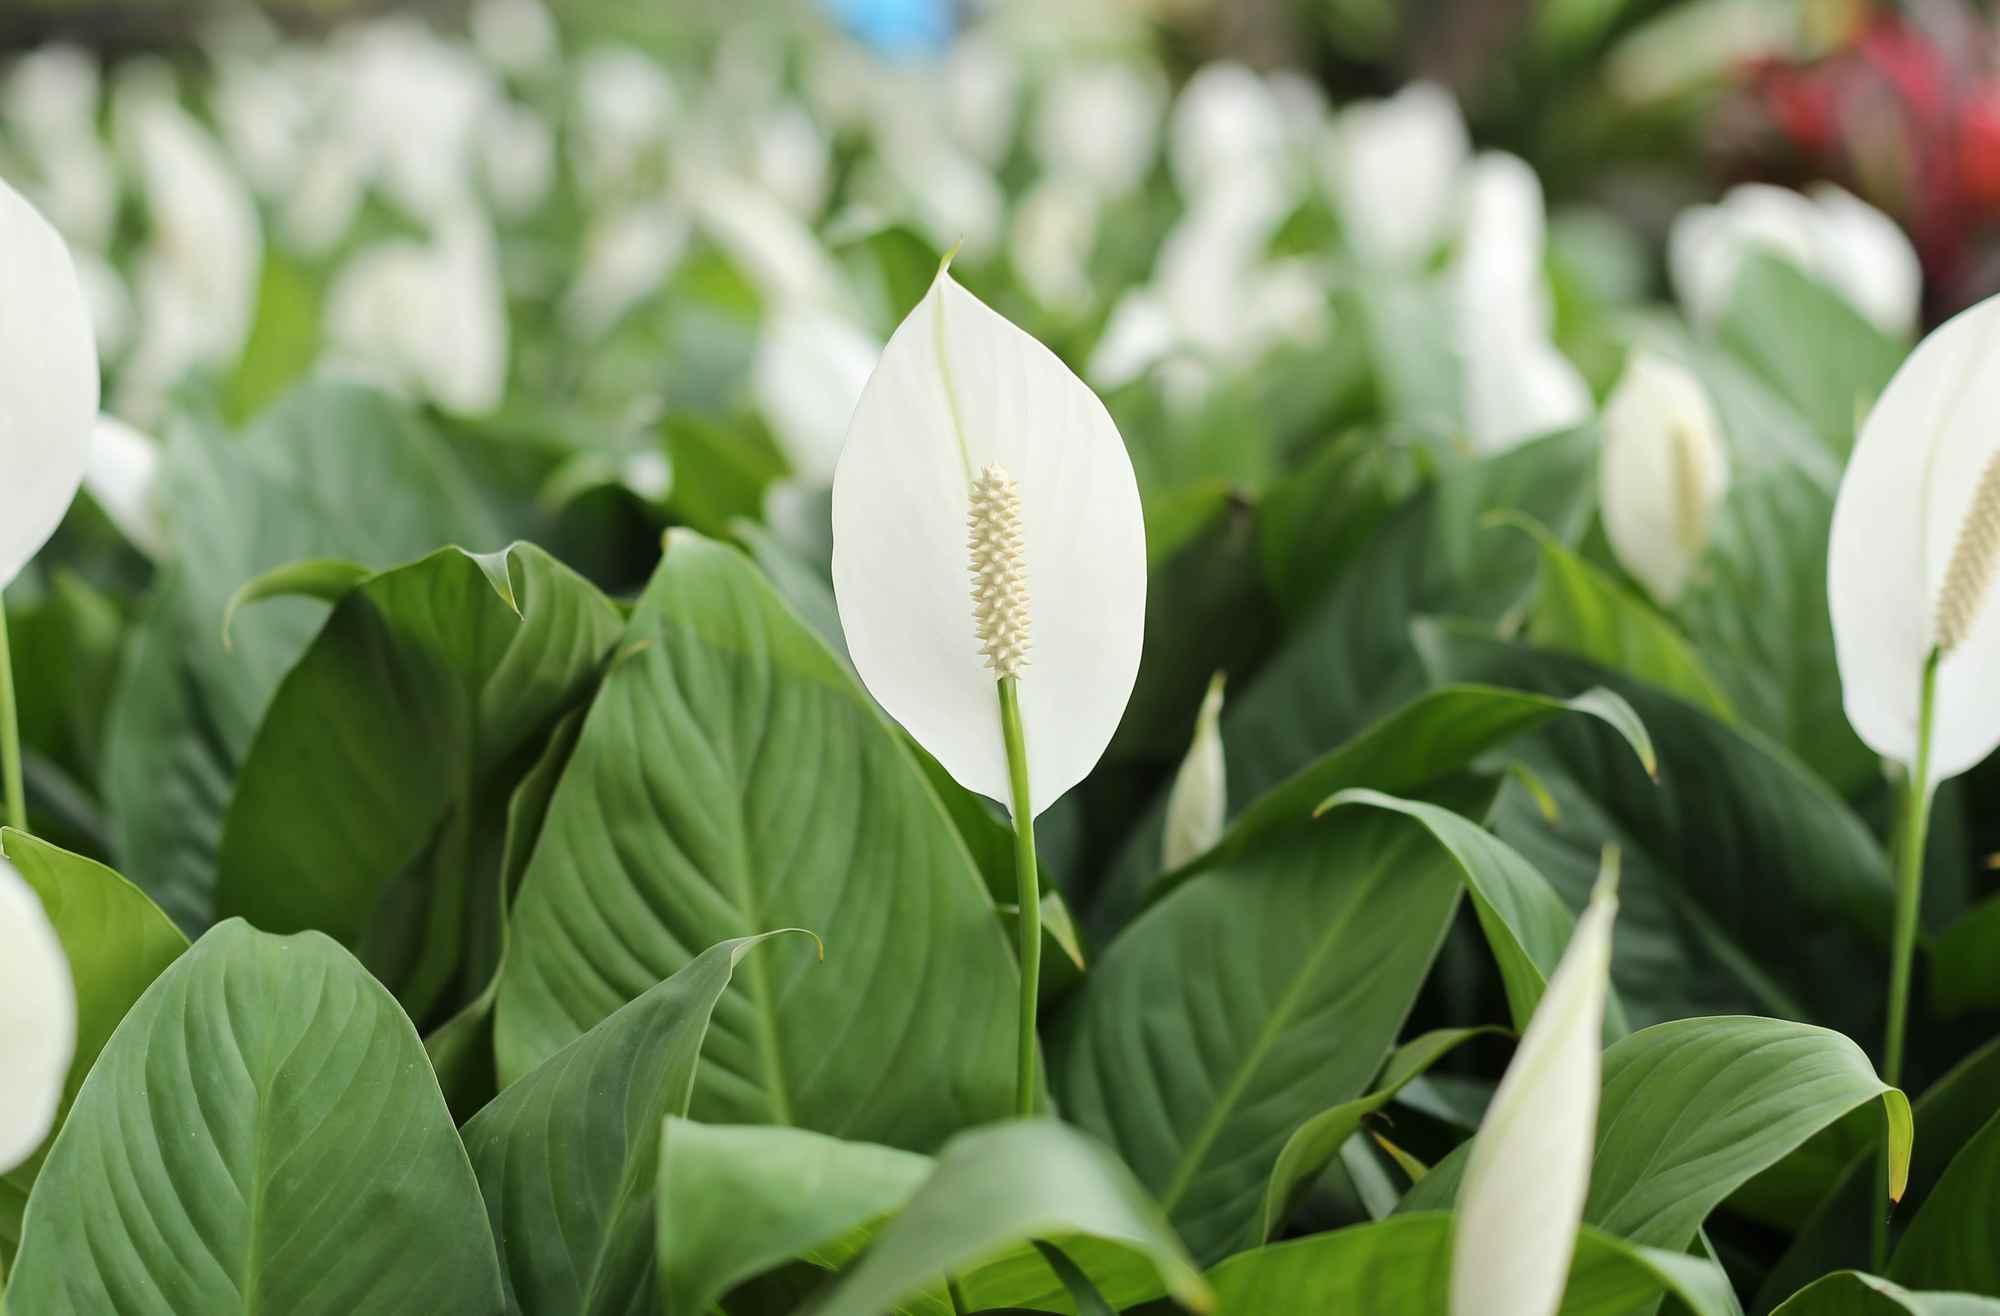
[1032,61,1165,199]
[1670,182,1921,337]
[469,0,560,77]
[563,201,690,338]
[1161,673,1226,872]
[832,267,1146,1114]
[754,303,882,486]
[0,855,76,1175]
[1168,62,1291,200]
[1324,81,1469,270]
[84,416,168,560]
[1830,293,2000,1083]
[1600,352,1729,605]
[1451,873,1620,1316]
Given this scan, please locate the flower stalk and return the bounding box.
[1883,649,1941,1091]
[0,597,24,834]
[998,677,1041,1117]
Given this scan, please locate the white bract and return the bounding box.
[1600,352,1729,605]
[1168,62,1289,200]
[754,303,882,486]
[0,178,100,591]
[0,854,76,1175]
[1161,673,1227,872]
[1451,874,1619,1316]
[832,271,1146,817]
[1033,62,1164,198]
[1324,81,1469,270]
[1830,294,2000,780]
[563,201,690,338]
[84,415,168,560]
[1670,182,1921,337]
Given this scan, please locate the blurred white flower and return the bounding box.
[754,303,881,486]
[0,177,99,591]
[564,201,689,337]
[574,45,677,193]
[1168,62,1289,200]
[71,252,132,365]
[0,855,76,1176]
[1450,873,1618,1316]
[690,173,851,310]
[2,44,99,148]
[1670,181,1921,337]
[334,17,500,217]
[1462,335,1592,455]
[1599,352,1729,605]
[470,0,560,76]
[864,124,1006,262]
[84,415,167,559]
[832,270,1146,817]
[326,212,509,415]
[1162,673,1226,872]
[1452,153,1554,338]
[1087,290,1178,393]
[753,102,833,219]
[1011,178,1100,314]
[944,32,1021,167]
[18,143,119,256]
[1325,81,1469,270]
[479,100,557,218]
[281,132,370,257]
[1831,294,2000,779]
[116,97,263,423]
[1033,62,1163,199]
[211,55,312,196]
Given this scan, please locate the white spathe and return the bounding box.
[1168,62,1288,200]
[1600,352,1729,605]
[832,271,1146,818]
[1033,61,1164,199]
[1450,874,1619,1316]
[1453,152,1554,339]
[1161,673,1227,872]
[689,173,850,312]
[1325,81,1469,270]
[755,303,881,486]
[1462,335,1592,455]
[563,201,690,338]
[1670,182,1921,337]
[0,178,100,591]
[1830,294,2000,780]
[0,853,76,1176]
[84,415,168,559]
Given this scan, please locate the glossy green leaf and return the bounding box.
[1772,1272,2000,1316]
[102,384,504,930]
[1257,428,1426,621]
[1415,624,1893,1037]
[1403,1016,1911,1256]
[1208,1212,1739,1316]
[1890,1104,2000,1295]
[1930,896,2000,1018]
[9,920,503,1314]
[812,1119,1215,1316]
[1055,801,1475,1262]
[464,932,814,1315]
[217,544,622,1024]
[0,831,187,1265]
[494,532,1019,1149]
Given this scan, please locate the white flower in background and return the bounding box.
[1670,182,1921,337]
[0,178,99,591]
[211,54,312,196]
[1830,295,2000,779]
[1162,673,1227,872]
[944,32,1021,167]
[1168,62,1289,199]
[470,0,559,76]
[114,96,262,424]
[1452,153,1554,337]
[754,303,881,486]
[1087,290,1179,393]
[832,269,1146,816]
[1600,353,1729,605]
[84,415,167,559]
[18,144,120,260]
[479,100,557,218]
[753,102,833,219]
[281,132,370,257]
[1462,336,1593,455]
[574,45,678,193]
[326,212,509,415]
[2,43,98,147]
[1450,873,1620,1316]
[1033,62,1165,198]
[334,17,500,217]
[0,856,76,1175]
[690,173,852,311]
[564,201,690,337]
[1011,178,1100,314]
[1325,81,1469,270]
[868,125,1007,262]
[72,252,133,365]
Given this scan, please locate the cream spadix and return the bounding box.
[1450,871,1619,1316]
[1830,293,2000,780]
[0,853,76,1174]
[831,269,1146,819]
[0,176,100,591]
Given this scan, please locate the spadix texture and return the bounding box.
[0,176,99,590]
[832,271,1145,818]
[1450,875,1618,1316]
[1831,293,2000,779]
[0,854,76,1174]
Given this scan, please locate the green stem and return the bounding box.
[1874,648,1941,1272]
[0,594,25,834]
[947,1276,970,1315]
[997,677,1040,1118]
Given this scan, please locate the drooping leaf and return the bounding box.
[494,532,1020,1150]
[216,544,622,1025]
[8,920,503,1314]
[0,831,187,1265]
[464,932,815,1315]
[1772,1272,2000,1316]
[811,1119,1215,1316]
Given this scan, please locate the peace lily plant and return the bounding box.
[832,264,1146,1115]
